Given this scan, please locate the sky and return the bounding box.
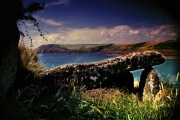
[21,0,179,48]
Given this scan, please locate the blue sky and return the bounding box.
[21,0,178,48]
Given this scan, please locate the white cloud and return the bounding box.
[129,30,139,35]
[40,18,63,26]
[25,25,177,48]
[47,0,69,6]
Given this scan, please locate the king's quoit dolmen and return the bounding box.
[36,51,165,101]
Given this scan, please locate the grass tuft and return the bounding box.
[18,42,45,74]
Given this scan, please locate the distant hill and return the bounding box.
[36,40,180,58]
[101,39,179,53]
[36,44,112,54]
[36,44,68,53]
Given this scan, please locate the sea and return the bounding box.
[37,53,180,82]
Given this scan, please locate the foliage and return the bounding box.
[16,1,47,47]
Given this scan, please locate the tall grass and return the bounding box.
[18,42,45,74]
[81,87,175,120]
[7,76,178,120]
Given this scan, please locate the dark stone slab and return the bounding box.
[36,51,165,93]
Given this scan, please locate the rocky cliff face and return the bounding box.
[36,51,165,95]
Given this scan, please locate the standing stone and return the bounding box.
[175,72,180,107]
[139,66,161,101]
[176,72,180,97]
[143,68,161,101]
[138,66,153,101]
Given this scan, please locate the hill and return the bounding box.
[100,40,180,58]
[36,44,112,54]
[36,40,180,58]
[36,44,68,53]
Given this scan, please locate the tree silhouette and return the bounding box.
[17,2,47,47]
[0,0,46,96]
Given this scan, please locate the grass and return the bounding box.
[82,88,175,120]
[4,44,179,120]
[6,76,179,120]
[153,40,180,51]
[128,42,147,51]
[18,42,45,74]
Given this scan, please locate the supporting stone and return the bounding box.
[176,72,180,97]
[175,72,180,107]
[138,66,161,101]
[138,66,153,101]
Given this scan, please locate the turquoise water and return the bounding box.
[131,59,180,80]
[38,53,180,80]
[38,53,115,69]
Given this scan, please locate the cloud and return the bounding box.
[20,15,64,27]
[40,18,63,26]
[47,0,69,6]
[26,25,177,48]
[129,30,139,35]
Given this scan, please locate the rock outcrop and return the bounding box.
[37,51,165,94]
